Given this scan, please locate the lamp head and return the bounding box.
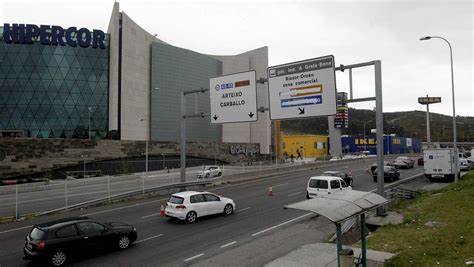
[420,36,431,41]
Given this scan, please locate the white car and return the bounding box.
[459,158,473,171]
[165,191,235,223]
[306,176,352,199]
[197,166,222,178]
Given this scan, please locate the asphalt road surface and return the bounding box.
[0,159,426,266]
[0,164,273,218]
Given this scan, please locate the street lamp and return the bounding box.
[139,119,148,197]
[88,107,92,140]
[80,154,88,178]
[161,153,166,170]
[420,35,458,184]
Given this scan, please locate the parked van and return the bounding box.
[306,176,352,199]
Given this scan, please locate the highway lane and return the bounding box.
[0,159,424,266]
[0,165,255,217]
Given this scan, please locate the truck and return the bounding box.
[423,148,458,182]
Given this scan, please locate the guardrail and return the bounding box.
[0,155,405,221]
[40,180,213,215]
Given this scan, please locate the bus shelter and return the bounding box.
[284,190,388,267]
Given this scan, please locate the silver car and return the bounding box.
[197,166,222,178]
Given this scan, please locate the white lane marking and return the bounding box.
[287,191,302,197]
[142,212,162,219]
[273,183,288,188]
[251,213,312,237]
[235,207,250,213]
[0,225,32,234]
[184,253,205,262]
[221,241,237,248]
[135,234,163,244]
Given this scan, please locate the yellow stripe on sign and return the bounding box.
[290,84,323,96]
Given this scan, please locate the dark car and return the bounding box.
[373,166,400,182]
[322,170,353,186]
[370,161,394,174]
[417,157,424,166]
[23,216,137,266]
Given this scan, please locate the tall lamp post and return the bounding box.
[88,107,92,140]
[139,119,148,197]
[420,36,457,184]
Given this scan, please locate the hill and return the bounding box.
[280,109,474,142]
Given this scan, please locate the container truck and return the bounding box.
[423,148,458,182]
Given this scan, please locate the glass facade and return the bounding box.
[0,27,109,139]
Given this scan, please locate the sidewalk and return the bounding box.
[265,243,396,267]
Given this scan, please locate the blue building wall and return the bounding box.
[341,135,422,155]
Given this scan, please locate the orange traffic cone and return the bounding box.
[268,187,273,197]
[160,204,165,217]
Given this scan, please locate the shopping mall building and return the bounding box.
[0,3,271,153]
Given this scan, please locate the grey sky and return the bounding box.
[2,0,472,116]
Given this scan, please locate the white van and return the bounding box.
[306,176,352,199]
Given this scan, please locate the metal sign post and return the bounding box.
[418,96,441,148]
[334,60,385,216]
[180,88,209,185]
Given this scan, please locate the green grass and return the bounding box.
[364,171,474,266]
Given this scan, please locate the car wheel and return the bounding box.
[50,250,67,266]
[306,191,310,199]
[186,211,197,223]
[118,235,131,249]
[205,173,210,178]
[218,172,222,176]
[224,204,233,215]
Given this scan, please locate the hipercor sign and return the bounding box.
[2,24,106,49]
[267,55,337,120]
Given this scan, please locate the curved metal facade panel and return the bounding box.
[151,42,222,142]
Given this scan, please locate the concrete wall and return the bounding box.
[0,139,260,178]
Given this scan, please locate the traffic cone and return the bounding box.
[268,187,273,197]
[160,204,165,217]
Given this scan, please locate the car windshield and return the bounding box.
[169,196,184,204]
[29,227,46,240]
[384,166,394,171]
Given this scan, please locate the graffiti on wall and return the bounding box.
[230,144,260,156]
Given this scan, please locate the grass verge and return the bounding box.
[364,171,474,266]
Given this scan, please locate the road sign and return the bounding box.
[418,96,441,104]
[267,55,337,120]
[209,70,257,124]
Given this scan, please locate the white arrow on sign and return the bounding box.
[209,70,258,124]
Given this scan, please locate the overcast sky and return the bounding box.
[2,0,472,116]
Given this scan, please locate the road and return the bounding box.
[0,164,280,218]
[0,158,426,266]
